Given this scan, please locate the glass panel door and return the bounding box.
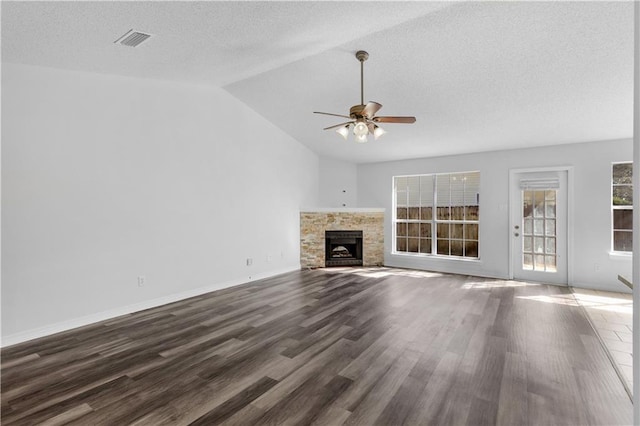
[511,170,568,285]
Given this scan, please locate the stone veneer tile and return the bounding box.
[300,212,384,268]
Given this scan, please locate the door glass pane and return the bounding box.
[545,237,556,254]
[408,238,419,253]
[523,237,532,252]
[523,191,533,218]
[523,254,533,270]
[545,201,556,218]
[534,237,544,254]
[545,219,555,236]
[523,219,533,235]
[533,191,545,217]
[535,254,545,270]
[545,255,557,272]
[534,220,544,235]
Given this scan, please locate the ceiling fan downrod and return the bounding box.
[356,50,368,106]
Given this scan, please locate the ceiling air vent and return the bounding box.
[114,29,151,47]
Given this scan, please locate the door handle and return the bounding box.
[514,232,520,237]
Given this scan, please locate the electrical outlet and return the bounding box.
[137,276,145,287]
[246,258,253,266]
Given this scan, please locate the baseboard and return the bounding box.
[1,266,300,348]
[570,280,633,294]
[384,256,506,282]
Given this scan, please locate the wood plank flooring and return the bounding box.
[1,268,632,425]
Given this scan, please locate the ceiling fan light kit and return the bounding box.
[336,125,350,140]
[314,50,416,143]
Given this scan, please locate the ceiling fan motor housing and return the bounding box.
[350,104,367,118]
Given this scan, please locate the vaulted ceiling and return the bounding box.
[2,1,634,163]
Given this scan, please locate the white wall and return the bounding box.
[358,139,633,292]
[1,63,319,345]
[318,156,357,207]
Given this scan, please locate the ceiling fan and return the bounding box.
[314,50,416,143]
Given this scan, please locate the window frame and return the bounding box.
[393,171,480,259]
[612,162,633,253]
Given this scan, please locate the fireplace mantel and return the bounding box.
[300,209,385,268]
[300,207,385,213]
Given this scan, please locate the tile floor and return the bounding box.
[571,287,633,393]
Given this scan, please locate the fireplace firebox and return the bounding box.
[325,230,363,267]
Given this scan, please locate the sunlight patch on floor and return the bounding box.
[462,280,537,289]
[515,294,580,306]
[571,292,632,315]
[325,267,445,279]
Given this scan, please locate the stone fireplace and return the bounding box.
[300,208,384,268]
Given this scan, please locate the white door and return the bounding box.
[510,170,568,285]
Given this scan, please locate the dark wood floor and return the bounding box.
[1,268,632,425]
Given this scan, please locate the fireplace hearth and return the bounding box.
[325,230,363,267]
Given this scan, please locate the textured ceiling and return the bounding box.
[2,1,635,163]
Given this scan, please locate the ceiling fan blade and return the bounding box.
[323,121,354,131]
[314,111,352,119]
[372,116,416,124]
[362,101,382,118]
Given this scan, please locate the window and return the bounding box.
[612,162,632,252]
[394,172,479,258]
